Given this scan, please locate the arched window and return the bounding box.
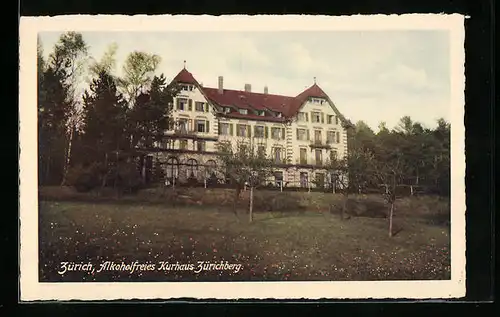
[186,158,198,178]
[165,157,179,179]
[205,160,217,178]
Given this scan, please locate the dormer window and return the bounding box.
[239,109,248,115]
[257,110,265,116]
[276,112,282,118]
[223,107,231,113]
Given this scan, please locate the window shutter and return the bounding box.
[218,122,221,135]
[247,125,251,138]
[336,132,340,143]
[305,113,309,122]
[321,113,324,123]
[229,123,233,136]
[188,99,193,111]
[205,103,209,112]
[306,129,310,140]
[176,99,180,110]
[281,128,285,139]
[265,126,269,138]
[206,120,210,133]
[296,128,299,140]
[254,125,257,136]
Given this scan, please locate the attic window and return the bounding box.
[259,110,265,116]
[311,97,325,104]
[223,107,231,113]
[276,112,282,118]
[181,84,194,91]
[239,109,248,115]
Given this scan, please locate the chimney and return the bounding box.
[264,86,268,94]
[244,83,251,92]
[218,76,223,94]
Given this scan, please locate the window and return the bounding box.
[205,160,217,178]
[312,112,321,123]
[315,149,322,165]
[327,131,335,143]
[314,130,322,143]
[297,112,307,122]
[276,112,282,118]
[336,131,340,143]
[196,120,206,133]
[186,159,198,178]
[327,115,334,124]
[176,98,187,111]
[189,85,194,91]
[181,85,188,91]
[179,140,188,150]
[335,116,339,125]
[315,172,325,188]
[300,172,308,188]
[299,148,307,164]
[238,109,248,115]
[258,110,265,116]
[330,149,337,161]
[195,102,205,112]
[271,127,281,140]
[274,148,282,164]
[165,157,179,179]
[219,123,229,135]
[254,126,264,138]
[197,141,206,152]
[224,107,231,113]
[237,124,248,137]
[296,128,307,141]
[177,119,188,133]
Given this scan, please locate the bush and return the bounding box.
[66,163,101,193]
[113,162,143,194]
[253,191,303,212]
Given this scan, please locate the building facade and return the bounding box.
[149,67,349,189]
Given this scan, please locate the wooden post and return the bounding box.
[204,178,207,189]
[249,186,254,222]
[280,181,283,192]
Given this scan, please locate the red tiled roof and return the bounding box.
[171,68,331,119]
[173,68,198,84]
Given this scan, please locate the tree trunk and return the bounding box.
[233,184,242,216]
[249,186,254,223]
[61,127,74,186]
[389,202,394,237]
[341,193,348,220]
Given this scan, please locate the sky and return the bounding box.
[39,30,451,131]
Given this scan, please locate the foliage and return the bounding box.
[118,51,162,104]
[128,75,180,149]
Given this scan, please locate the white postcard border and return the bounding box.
[19,13,466,301]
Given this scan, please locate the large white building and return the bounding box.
[148,66,350,189]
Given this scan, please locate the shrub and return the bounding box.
[114,162,143,194]
[253,191,302,212]
[66,163,101,193]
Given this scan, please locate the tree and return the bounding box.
[88,42,119,80]
[129,74,180,149]
[47,32,89,185]
[326,147,374,220]
[216,141,274,222]
[118,51,161,105]
[371,131,407,237]
[80,70,130,191]
[38,66,72,185]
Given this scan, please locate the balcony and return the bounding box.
[169,128,218,141]
[309,139,332,149]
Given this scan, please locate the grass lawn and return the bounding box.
[39,192,451,282]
